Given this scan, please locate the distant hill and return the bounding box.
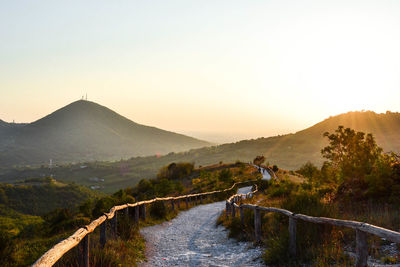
[116,110,400,172]
[0,100,210,167]
[2,111,399,193]
[176,110,400,170]
[0,177,101,216]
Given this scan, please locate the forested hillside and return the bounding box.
[0,177,101,216]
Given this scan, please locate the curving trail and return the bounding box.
[140,186,264,267]
[260,168,271,180]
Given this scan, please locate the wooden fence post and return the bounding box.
[231,203,236,217]
[124,207,129,220]
[226,201,230,217]
[128,207,133,220]
[240,206,244,225]
[356,229,368,267]
[140,204,146,221]
[200,195,203,204]
[79,235,89,267]
[186,197,189,209]
[289,216,297,258]
[177,199,180,209]
[254,207,261,242]
[134,206,139,223]
[171,200,175,212]
[111,212,117,237]
[100,221,106,247]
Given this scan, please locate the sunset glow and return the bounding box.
[1,0,400,142]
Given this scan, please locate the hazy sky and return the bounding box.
[1,1,400,143]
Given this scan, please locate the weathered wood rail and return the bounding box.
[33,180,256,267]
[226,192,400,267]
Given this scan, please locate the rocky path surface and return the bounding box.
[250,164,271,180]
[260,167,271,180]
[140,186,264,267]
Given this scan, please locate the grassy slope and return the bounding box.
[0,204,43,236]
[219,170,400,265]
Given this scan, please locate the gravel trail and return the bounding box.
[140,186,264,267]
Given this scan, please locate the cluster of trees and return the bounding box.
[253,155,265,166]
[0,178,99,216]
[297,126,400,202]
[157,162,194,180]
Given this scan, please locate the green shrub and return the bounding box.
[218,169,233,183]
[0,229,14,266]
[157,162,194,180]
[267,179,296,198]
[226,217,244,239]
[297,161,320,183]
[149,201,167,219]
[92,196,116,217]
[258,179,270,191]
[263,232,291,266]
[281,190,332,216]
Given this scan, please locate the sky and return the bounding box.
[1,0,400,143]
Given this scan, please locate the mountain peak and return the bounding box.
[0,100,210,167]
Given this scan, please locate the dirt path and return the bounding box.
[140,186,264,267]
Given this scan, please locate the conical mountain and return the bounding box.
[0,100,210,167]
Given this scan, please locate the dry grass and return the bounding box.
[275,168,305,184]
[219,170,400,265]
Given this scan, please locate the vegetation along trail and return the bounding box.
[140,186,264,267]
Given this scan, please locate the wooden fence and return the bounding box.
[226,192,400,267]
[32,180,256,267]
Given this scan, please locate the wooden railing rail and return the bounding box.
[33,180,256,267]
[226,193,400,267]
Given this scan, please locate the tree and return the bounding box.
[218,169,233,183]
[272,165,279,172]
[297,162,320,183]
[365,152,400,201]
[253,155,265,166]
[321,126,382,184]
[157,162,194,180]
